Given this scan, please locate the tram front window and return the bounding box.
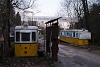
[16,32,20,41]
[32,32,36,41]
[21,33,30,41]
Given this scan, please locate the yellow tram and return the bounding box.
[59,29,91,46]
[15,23,39,57]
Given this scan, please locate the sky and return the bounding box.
[17,0,71,29]
[34,0,62,16]
[34,0,69,29]
[18,0,62,20]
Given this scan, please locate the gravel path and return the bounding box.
[54,43,100,67]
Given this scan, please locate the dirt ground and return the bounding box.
[1,42,100,67]
[0,57,53,67]
[54,43,100,67]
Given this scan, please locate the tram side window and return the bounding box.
[21,33,30,41]
[64,32,66,36]
[69,32,72,37]
[32,32,36,41]
[62,32,64,36]
[65,32,66,36]
[60,32,62,36]
[67,32,69,36]
[73,32,75,37]
[16,32,20,41]
[76,32,79,38]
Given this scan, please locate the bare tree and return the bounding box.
[60,0,100,29]
[11,0,37,10]
[60,0,84,29]
[1,0,37,56]
[81,0,90,31]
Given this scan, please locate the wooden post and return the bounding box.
[45,17,61,61]
[46,24,50,54]
[51,22,59,61]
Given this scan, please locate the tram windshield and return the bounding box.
[21,33,30,41]
[15,31,37,42]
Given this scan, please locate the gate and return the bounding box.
[45,17,62,61]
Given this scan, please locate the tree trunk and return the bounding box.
[2,23,9,56]
[1,0,10,56]
[81,0,90,31]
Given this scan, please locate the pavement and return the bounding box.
[53,44,100,67]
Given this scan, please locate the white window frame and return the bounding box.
[15,30,37,43]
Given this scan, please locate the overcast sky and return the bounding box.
[17,0,73,29]
[34,0,62,16]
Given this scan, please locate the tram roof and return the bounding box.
[15,26,38,30]
[60,29,88,32]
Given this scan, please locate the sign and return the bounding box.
[32,16,78,22]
